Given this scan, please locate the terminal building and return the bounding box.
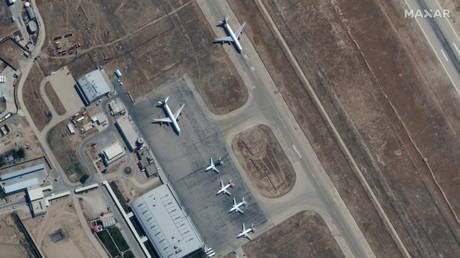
[130,185,204,258]
[0,164,47,194]
[75,68,112,106]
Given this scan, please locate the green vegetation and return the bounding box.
[97,230,119,257]
[123,167,132,175]
[79,174,89,184]
[109,181,130,212]
[108,226,129,252]
[0,147,26,167]
[123,250,135,258]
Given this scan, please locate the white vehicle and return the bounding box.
[217,180,234,196]
[205,157,223,173]
[229,197,246,214]
[153,97,185,135]
[237,223,255,240]
[214,17,246,53]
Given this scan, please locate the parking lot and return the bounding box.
[127,76,267,252]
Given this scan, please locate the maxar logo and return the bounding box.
[404,9,450,18]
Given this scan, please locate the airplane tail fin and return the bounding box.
[157,96,169,106]
[251,224,255,232]
[217,17,229,26]
[229,179,235,187]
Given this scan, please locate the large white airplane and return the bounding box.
[153,97,185,135]
[237,223,255,240]
[217,180,234,196]
[205,157,223,173]
[229,197,246,214]
[214,17,246,53]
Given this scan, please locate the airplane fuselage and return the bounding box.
[163,103,181,134]
[224,23,243,53]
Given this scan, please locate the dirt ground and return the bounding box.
[0,214,31,258]
[35,0,247,115]
[228,0,460,257]
[243,211,344,258]
[24,198,102,258]
[0,39,22,70]
[439,0,460,32]
[22,63,51,131]
[231,124,295,198]
[44,82,66,115]
[47,120,86,183]
[0,115,44,167]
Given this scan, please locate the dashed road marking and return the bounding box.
[441,49,449,61]
[292,145,302,159]
[453,42,460,55]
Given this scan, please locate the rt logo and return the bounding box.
[404,8,450,18]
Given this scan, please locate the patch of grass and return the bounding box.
[108,226,129,252]
[123,167,132,175]
[123,250,135,258]
[97,230,119,257]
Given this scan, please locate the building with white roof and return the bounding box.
[115,115,142,151]
[75,69,112,105]
[101,141,125,166]
[0,164,47,194]
[130,184,203,258]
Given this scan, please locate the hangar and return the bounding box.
[75,68,112,105]
[0,164,47,194]
[130,184,203,258]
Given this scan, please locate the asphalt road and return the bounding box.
[196,0,376,256]
[404,0,460,95]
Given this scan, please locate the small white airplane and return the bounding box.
[153,97,185,135]
[229,197,246,214]
[205,157,223,173]
[217,180,234,196]
[237,223,255,240]
[214,17,246,53]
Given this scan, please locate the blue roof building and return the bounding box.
[0,164,47,194]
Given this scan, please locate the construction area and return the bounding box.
[232,124,296,198]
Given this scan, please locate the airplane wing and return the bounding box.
[245,233,252,240]
[212,167,220,173]
[173,104,185,120]
[234,23,246,38]
[224,189,231,195]
[236,207,244,214]
[153,117,172,123]
[215,36,233,43]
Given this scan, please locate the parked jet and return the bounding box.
[237,223,255,240]
[214,17,246,53]
[153,97,185,135]
[205,157,223,173]
[229,197,246,214]
[217,180,234,196]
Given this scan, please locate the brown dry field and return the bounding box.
[0,214,31,258]
[243,211,344,258]
[35,0,247,115]
[0,39,22,70]
[231,124,295,198]
[229,0,460,257]
[22,63,52,131]
[44,82,66,115]
[439,0,460,32]
[47,120,87,183]
[24,198,102,258]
